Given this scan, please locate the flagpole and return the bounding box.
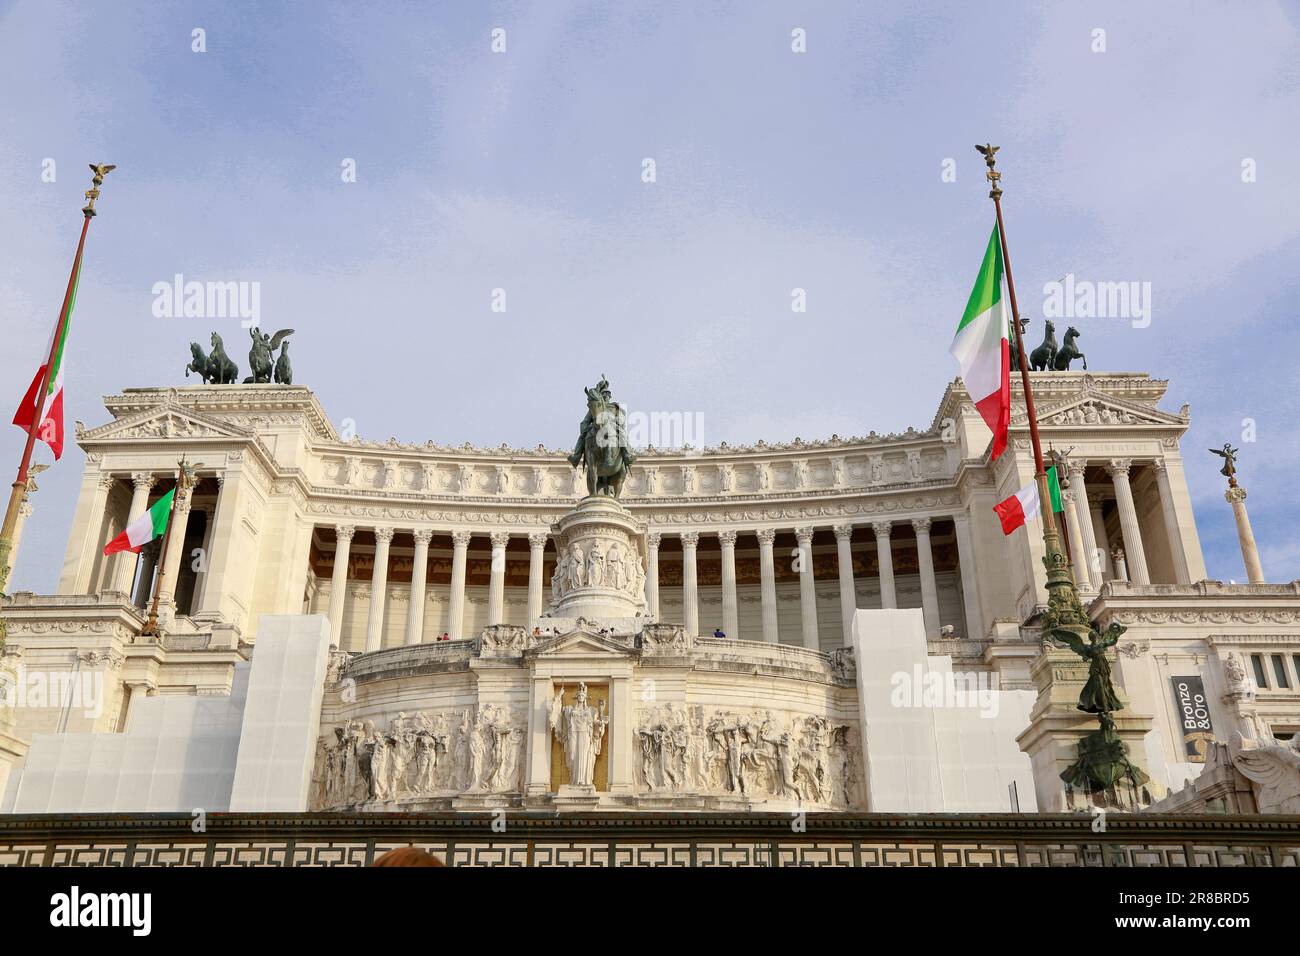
[977,145,1079,616]
[0,165,113,597]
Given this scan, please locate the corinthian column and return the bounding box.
[365,527,394,652]
[1062,489,1093,593]
[327,524,355,646]
[1151,459,1192,585]
[681,531,700,637]
[488,531,510,625]
[757,529,778,643]
[112,473,155,594]
[1067,461,1101,588]
[447,531,471,640]
[872,521,896,609]
[527,532,547,621]
[833,524,856,645]
[1106,459,1149,585]
[795,526,819,650]
[156,483,194,623]
[912,518,941,640]
[718,530,739,640]
[406,528,432,644]
[645,532,661,619]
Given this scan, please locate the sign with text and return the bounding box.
[1171,676,1214,762]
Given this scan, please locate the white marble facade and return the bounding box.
[2,371,1299,813]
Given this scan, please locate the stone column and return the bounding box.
[1089,497,1115,581]
[833,524,856,644]
[1067,461,1102,588]
[447,531,471,639]
[645,532,661,619]
[681,532,700,637]
[872,521,897,610]
[365,527,393,652]
[952,514,984,642]
[1152,459,1192,585]
[61,471,114,594]
[132,542,160,608]
[112,473,155,595]
[527,532,547,622]
[912,518,941,640]
[1106,459,1149,585]
[327,524,355,647]
[406,528,432,645]
[488,531,510,625]
[1062,489,1093,593]
[1226,484,1265,584]
[757,529,779,643]
[795,526,819,650]
[718,530,739,640]
[155,483,194,622]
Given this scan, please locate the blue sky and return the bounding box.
[2,0,1298,591]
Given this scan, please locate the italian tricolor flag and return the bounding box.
[12,258,81,461]
[994,466,1064,535]
[949,223,1010,460]
[104,488,175,555]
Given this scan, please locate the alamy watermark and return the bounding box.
[152,273,261,328]
[0,665,104,719]
[1043,274,1151,328]
[890,666,1001,718]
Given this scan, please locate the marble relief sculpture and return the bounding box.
[633,704,861,807]
[312,705,525,809]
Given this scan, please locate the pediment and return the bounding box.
[527,625,635,659]
[1015,390,1185,429]
[77,404,253,444]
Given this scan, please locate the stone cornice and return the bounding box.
[1090,581,1300,627]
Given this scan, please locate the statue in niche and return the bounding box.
[467,709,488,791]
[607,544,625,590]
[550,682,608,788]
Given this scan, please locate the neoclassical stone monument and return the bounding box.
[2,370,1299,816]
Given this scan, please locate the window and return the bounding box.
[1251,654,1268,688]
[1271,655,1291,689]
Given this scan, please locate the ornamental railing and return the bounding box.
[0,812,1297,867]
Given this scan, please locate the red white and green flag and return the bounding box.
[12,257,81,460]
[993,466,1064,535]
[949,223,1010,460]
[103,488,175,555]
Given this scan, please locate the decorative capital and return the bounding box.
[755,528,777,546]
[131,472,156,491]
[794,526,814,544]
[412,528,434,546]
[911,517,932,535]
[1150,458,1168,475]
[871,520,892,538]
[1106,458,1132,478]
[717,530,738,548]
[1225,485,1248,504]
[528,531,548,549]
[335,524,356,543]
[490,531,511,549]
[646,531,662,549]
[832,523,853,541]
[451,530,472,548]
[1067,458,1088,477]
[98,473,117,491]
[680,531,700,549]
[373,527,395,545]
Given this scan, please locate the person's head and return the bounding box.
[370,847,445,867]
